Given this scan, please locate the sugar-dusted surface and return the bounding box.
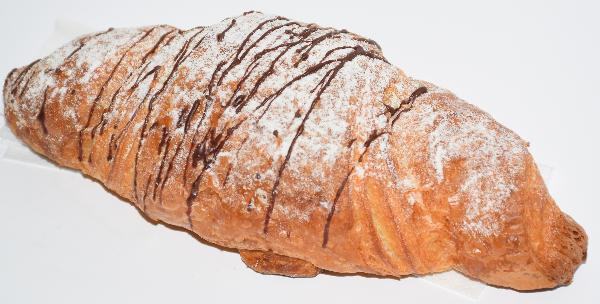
[2,10,530,255]
[2,11,586,291]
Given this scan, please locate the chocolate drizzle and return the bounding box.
[10,59,40,96]
[132,29,207,201]
[106,65,161,162]
[223,21,305,110]
[36,87,49,134]
[346,138,356,148]
[322,167,354,247]
[140,15,391,234]
[359,130,387,162]
[175,105,189,129]
[256,45,385,120]
[56,28,114,74]
[293,29,346,67]
[388,86,428,125]
[78,29,156,162]
[142,29,177,64]
[93,28,158,138]
[152,135,172,200]
[185,120,244,228]
[262,45,387,233]
[44,14,428,250]
[320,87,428,247]
[216,16,288,89]
[182,96,212,183]
[216,19,236,42]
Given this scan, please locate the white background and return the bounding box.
[1,0,598,303]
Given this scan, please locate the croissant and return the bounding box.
[2,11,587,290]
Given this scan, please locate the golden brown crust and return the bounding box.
[2,11,586,290]
[240,249,320,277]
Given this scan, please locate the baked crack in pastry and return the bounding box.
[2,11,587,290]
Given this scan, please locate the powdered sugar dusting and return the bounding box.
[4,11,530,244]
[423,94,527,237]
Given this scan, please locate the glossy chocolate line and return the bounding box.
[65,28,114,62]
[223,20,302,107]
[130,27,205,192]
[64,40,85,62]
[358,130,387,162]
[128,65,161,97]
[256,58,345,111]
[106,134,116,161]
[132,70,162,201]
[222,164,233,186]
[257,46,384,120]
[179,34,207,64]
[321,88,425,246]
[263,45,384,233]
[152,136,171,200]
[182,97,212,183]
[317,46,356,65]
[293,29,345,67]
[262,67,332,233]
[92,87,122,139]
[142,29,177,64]
[322,88,426,245]
[133,32,199,199]
[352,36,383,52]
[78,29,152,162]
[226,59,261,110]
[11,59,40,96]
[310,68,335,93]
[390,86,427,125]
[137,28,209,195]
[169,28,207,70]
[219,21,319,117]
[164,35,177,48]
[158,110,202,201]
[184,99,201,131]
[207,61,227,95]
[90,26,157,138]
[322,167,354,247]
[175,105,189,129]
[55,28,115,74]
[157,98,202,201]
[216,17,289,87]
[157,126,168,154]
[216,18,236,42]
[185,119,244,227]
[186,25,205,33]
[132,62,152,86]
[242,27,317,111]
[158,138,184,201]
[186,169,205,227]
[107,65,162,162]
[17,74,34,99]
[36,87,49,134]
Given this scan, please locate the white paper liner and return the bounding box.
[0,20,557,300]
